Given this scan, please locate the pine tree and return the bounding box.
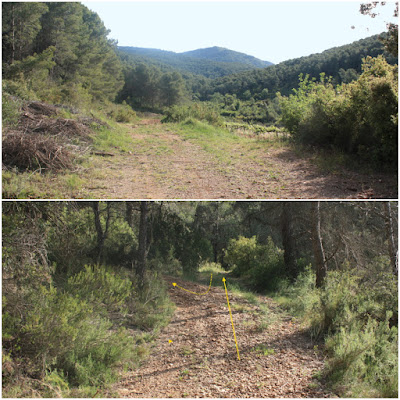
[2,2,48,64]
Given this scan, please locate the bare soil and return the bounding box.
[87,118,397,199]
[111,276,333,398]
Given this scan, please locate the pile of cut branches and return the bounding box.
[3,101,94,172]
[2,131,73,171]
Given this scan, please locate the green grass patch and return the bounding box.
[92,124,134,153]
[252,344,276,356]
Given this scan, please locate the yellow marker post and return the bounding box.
[222,277,240,361]
[172,274,213,295]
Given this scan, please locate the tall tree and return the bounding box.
[159,71,186,107]
[383,201,398,276]
[92,201,112,264]
[311,202,328,288]
[2,2,48,64]
[280,202,297,281]
[137,201,149,288]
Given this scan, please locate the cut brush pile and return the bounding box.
[2,101,95,172]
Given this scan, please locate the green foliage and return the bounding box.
[198,261,226,274]
[278,56,398,167]
[127,271,175,331]
[7,284,134,388]
[118,63,186,111]
[275,265,320,319]
[149,248,183,276]
[213,94,281,124]
[100,218,138,267]
[107,101,137,123]
[162,102,224,126]
[277,264,398,397]
[225,236,284,291]
[2,2,124,107]
[202,34,396,101]
[2,93,21,129]
[325,316,398,397]
[67,265,133,315]
[2,2,49,63]
[252,344,276,356]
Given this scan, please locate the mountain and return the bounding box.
[181,46,273,68]
[117,46,273,79]
[200,34,398,100]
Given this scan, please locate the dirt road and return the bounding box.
[86,119,397,199]
[111,276,333,398]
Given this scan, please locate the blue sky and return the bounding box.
[82,1,397,64]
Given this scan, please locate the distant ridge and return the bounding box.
[181,46,273,68]
[118,45,273,78]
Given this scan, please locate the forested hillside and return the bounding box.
[118,45,272,79]
[2,2,123,104]
[198,34,397,100]
[182,46,273,68]
[3,201,398,397]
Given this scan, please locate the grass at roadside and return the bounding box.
[173,119,289,166]
[2,111,136,199]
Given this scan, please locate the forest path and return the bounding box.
[111,276,333,398]
[86,118,396,199]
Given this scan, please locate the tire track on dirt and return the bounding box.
[88,119,397,199]
[112,276,333,398]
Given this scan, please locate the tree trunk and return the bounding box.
[92,201,111,264]
[125,202,133,228]
[11,4,16,64]
[137,201,148,288]
[281,202,297,281]
[383,202,398,276]
[212,203,220,264]
[311,202,328,288]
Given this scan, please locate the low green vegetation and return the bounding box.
[278,56,398,168]
[274,265,398,397]
[2,202,174,397]
[162,102,224,126]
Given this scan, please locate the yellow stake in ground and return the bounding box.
[222,277,241,361]
[172,274,213,295]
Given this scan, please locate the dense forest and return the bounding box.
[2,201,398,397]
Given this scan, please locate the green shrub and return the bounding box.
[66,264,133,315]
[325,316,398,397]
[127,271,175,331]
[162,103,224,126]
[10,284,134,387]
[277,264,398,397]
[225,236,284,291]
[2,93,21,129]
[107,101,137,123]
[2,79,37,101]
[277,264,320,319]
[312,270,365,337]
[278,56,398,167]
